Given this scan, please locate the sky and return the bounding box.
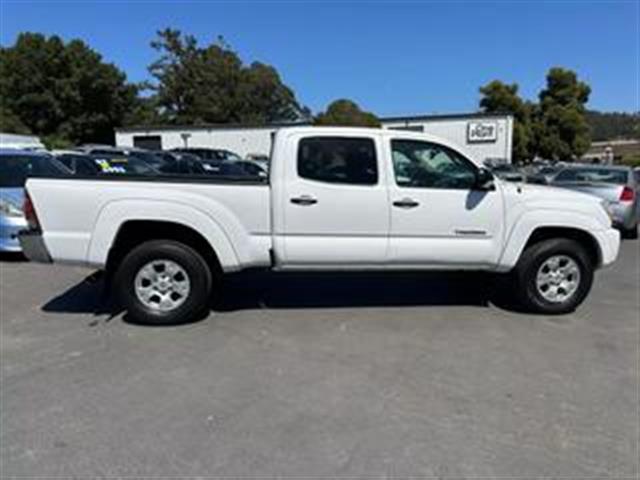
[1,1,638,116]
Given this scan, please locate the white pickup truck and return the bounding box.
[20,127,620,324]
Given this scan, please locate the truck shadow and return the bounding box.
[216,270,499,311]
[41,271,121,319]
[41,270,519,322]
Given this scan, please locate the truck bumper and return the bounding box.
[594,228,620,268]
[18,230,52,263]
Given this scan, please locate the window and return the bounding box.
[133,135,162,150]
[297,137,377,185]
[554,168,628,185]
[391,140,477,189]
[0,155,65,187]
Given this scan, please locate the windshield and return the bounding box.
[0,154,64,187]
[554,168,629,185]
[128,151,166,168]
[91,155,157,175]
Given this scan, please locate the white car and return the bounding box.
[20,127,620,324]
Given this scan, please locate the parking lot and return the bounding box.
[1,240,638,477]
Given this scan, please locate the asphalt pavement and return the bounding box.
[1,241,638,477]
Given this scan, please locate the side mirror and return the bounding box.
[474,168,495,191]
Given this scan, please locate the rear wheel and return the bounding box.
[114,240,213,325]
[514,238,594,314]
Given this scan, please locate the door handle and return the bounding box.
[290,195,318,206]
[392,198,420,208]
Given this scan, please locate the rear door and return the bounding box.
[277,132,389,266]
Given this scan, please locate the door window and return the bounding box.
[391,140,476,189]
[297,137,378,185]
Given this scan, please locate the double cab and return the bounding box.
[20,127,620,324]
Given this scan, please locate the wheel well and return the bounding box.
[524,227,601,267]
[106,220,222,277]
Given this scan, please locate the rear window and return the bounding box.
[297,137,378,185]
[555,168,629,185]
[0,155,63,187]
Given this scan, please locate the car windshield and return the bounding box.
[128,151,167,169]
[90,155,157,175]
[0,154,64,187]
[554,168,628,185]
[224,151,242,162]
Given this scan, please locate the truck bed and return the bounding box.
[26,175,272,270]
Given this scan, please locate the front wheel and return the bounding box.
[114,240,213,325]
[513,238,594,315]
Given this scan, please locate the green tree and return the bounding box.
[0,104,31,134]
[148,29,305,124]
[479,80,533,163]
[314,99,380,127]
[0,32,140,144]
[534,67,591,160]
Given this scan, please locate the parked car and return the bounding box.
[55,150,158,176]
[20,127,620,324]
[51,150,102,175]
[90,153,159,175]
[0,150,66,252]
[74,144,130,156]
[158,151,212,175]
[232,160,267,178]
[171,148,242,163]
[549,165,638,238]
[186,158,267,178]
[246,153,270,171]
[526,166,560,185]
[489,164,525,182]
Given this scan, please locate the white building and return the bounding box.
[381,113,513,165]
[0,132,45,150]
[115,112,513,165]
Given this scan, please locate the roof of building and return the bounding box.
[379,111,513,123]
[115,121,313,134]
[115,112,514,134]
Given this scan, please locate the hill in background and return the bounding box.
[586,110,638,141]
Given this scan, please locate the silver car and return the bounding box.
[550,165,639,238]
[0,150,67,252]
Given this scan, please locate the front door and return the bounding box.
[280,134,389,266]
[387,139,504,267]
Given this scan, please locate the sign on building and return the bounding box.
[467,121,498,143]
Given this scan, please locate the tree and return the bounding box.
[148,29,305,124]
[0,104,30,134]
[479,80,533,163]
[314,99,380,127]
[534,67,591,160]
[0,32,140,145]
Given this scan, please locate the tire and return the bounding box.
[513,238,594,315]
[114,240,213,325]
[622,225,638,240]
